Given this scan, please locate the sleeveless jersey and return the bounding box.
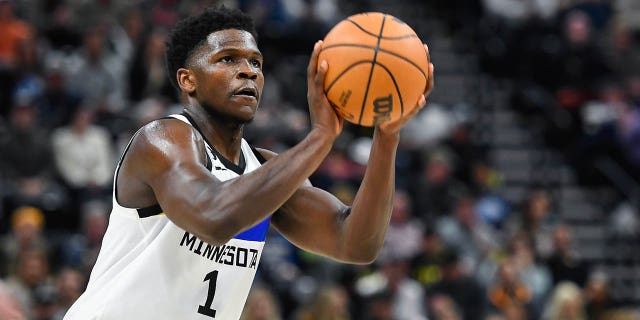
[64,114,270,320]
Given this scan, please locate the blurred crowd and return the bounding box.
[0,0,639,320]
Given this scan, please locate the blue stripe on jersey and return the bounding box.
[234,217,270,242]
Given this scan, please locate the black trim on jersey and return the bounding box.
[250,145,267,164]
[181,111,246,175]
[205,151,213,171]
[137,204,163,218]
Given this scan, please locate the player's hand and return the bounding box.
[308,40,343,140]
[378,44,434,135]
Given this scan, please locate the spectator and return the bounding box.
[0,206,48,277]
[52,268,85,320]
[0,279,27,320]
[506,188,558,260]
[428,294,463,320]
[63,25,125,113]
[51,108,113,195]
[0,104,53,180]
[411,228,449,288]
[545,224,589,287]
[413,148,466,222]
[240,286,282,320]
[542,281,587,320]
[4,248,53,317]
[508,233,552,317]
[428,251,486,320]
[377,189,423,263]
[128,27,176,103]
[0,0,34,69]
[297,285,350,320]
[356,259,427,320]
[59,200,109,274]
[583,271,613,320]
[436,193,500,272]
[488,260,532,317]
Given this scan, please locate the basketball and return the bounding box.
[318,12,430,127]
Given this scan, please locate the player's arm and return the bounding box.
[121,41,341,246]
[269,55,434,265]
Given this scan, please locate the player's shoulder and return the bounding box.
[135,116,202,148]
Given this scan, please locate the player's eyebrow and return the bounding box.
[214,47,263,59]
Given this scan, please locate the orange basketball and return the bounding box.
[318,12,430,127]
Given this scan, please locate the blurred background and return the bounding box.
[0,0,639,319]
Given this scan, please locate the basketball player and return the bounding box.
[64,6,434,320]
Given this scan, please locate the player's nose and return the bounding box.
[237,60,258,80]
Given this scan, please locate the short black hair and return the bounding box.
[165,6,257,88]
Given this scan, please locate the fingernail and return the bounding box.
[321,60,328,68]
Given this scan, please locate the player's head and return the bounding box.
[166,6,257,89]
[166,6,263,124]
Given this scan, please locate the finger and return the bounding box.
[424,43,430,63]
[307,41,322,82]
[315,60,328,88]
[425,63,435,95]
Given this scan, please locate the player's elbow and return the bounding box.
[199,217,240,246]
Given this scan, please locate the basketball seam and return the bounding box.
[346,19,419,40]
[326,61,372,93]
[322,44,428,81]
[375,62,404,118]
[358,14,387,125]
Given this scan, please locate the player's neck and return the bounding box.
[183,107,244,165]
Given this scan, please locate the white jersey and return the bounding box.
[65,114,270,320]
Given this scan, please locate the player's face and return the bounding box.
[190,29,264,123]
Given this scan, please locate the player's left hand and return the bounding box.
[378,44,434,135]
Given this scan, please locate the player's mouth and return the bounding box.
[231,87,258,101]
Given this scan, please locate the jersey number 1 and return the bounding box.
[198,270,218,318]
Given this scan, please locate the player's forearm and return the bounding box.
[203,129,334,243]
[340,129,399,263]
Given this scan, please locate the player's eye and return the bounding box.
[250,59,262,68]
[220,56,234,63]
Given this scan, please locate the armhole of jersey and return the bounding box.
[250,145,268,164]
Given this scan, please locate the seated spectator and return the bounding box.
[51,108,113,209]
[0,206,48,277]
[506,188,558,260]
[356,258,427,320]
[58,200,109,274]
[377,189,423,263]
[541,281,586,320]
[5,248,53,316]
[52,268,85,320]
[488,260,532,317]
[428,294,463,320]
[545,224,589,287]
[411,228,449,288]
[436,193,500,273]
[296,285,350,320]
[508,233,552,317]
[428,251,486,320]
[240,286,282,320]
[0,279,27,320]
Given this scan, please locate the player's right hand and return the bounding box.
[307,40,343,140]
[378,44,434,135]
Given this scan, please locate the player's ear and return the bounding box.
[177,68,196,94]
